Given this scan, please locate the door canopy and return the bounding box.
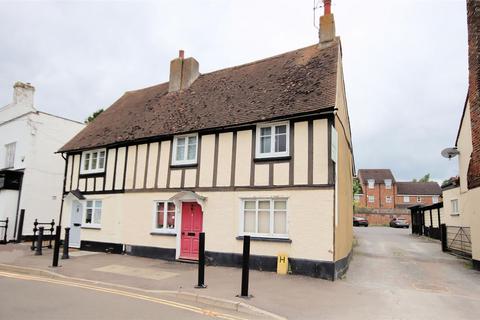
[169,191,206,211]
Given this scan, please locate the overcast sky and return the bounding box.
[0,0,469,183]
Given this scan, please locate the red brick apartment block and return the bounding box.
[467,0,480,189]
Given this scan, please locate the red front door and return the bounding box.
[180,202,203,260]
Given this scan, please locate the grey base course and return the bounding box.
[0,263,286,320]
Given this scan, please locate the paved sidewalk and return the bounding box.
[1,228,480,320]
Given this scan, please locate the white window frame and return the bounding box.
[83,199,102,228]
[354,194,362,201]
[255,121,290,159]
[384,179,392,189]
[152,201,177,234]
[368,179,375,189]
[80,149,106,174]
[432,196,439,203]
[172,133,198,166]
[451,199,459,215]
[4,142,16,169]
[403,196,410,203]
[240,198,288,238]
[368,195,375,203]
[386,196,392,204]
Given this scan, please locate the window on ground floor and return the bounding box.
[451,199,459,215]
[154,201,176,232]
[84,200,102,227]
[403,196,410,203]
[386,196,392,204]
[416,196,422,203]
[241,198,288,238]
[368,195,375,203]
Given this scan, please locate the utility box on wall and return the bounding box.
[277,253,289,275]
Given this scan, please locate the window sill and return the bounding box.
[170,163,198,169]
[254,156,291,163]
[81,226,101,230]
[150,232,177,236]
[450,214,460,216]
[236,236,292,243]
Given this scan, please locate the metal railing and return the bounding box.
[0,217,8,244]
[445,226,472,258]
[31,219,55,250]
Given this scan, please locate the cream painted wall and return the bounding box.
[273,163,289,186]
[199,134,215,187]
[184,169,196,188]
[234,130,252,186]
[216,132,233,187]
[62,189,335,262]
[114,147,126,190]
[157,141,170,188]
[135,144,148,189]
[65,155,73,192]
[293,121,308,185]
[169,170,182,188]
[146,142,159,189]
[71,154,80,190]
[313,119,328,184]
[458,101,473,193]
[104,149,116,190]
[124,145,136,189]
[254,163,269,186]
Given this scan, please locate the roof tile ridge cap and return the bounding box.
[124,82,169,95]
[199,43,326,76]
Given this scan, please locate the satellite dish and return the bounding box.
[441,147,460,159]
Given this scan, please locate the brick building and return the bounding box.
[355,169,441,212]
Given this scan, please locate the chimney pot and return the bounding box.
[179,50,184,59]
[324,0,331,15]
[319,0,336,45]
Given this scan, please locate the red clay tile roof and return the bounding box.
[357,169,395,184]
[396,182,441,196]
[59,42,339,152]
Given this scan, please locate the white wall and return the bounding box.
[0,189,19,241]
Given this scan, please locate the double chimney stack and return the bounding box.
[168,50,199,92]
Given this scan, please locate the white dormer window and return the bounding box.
[368,179,375,189]
[172,133,198,166]
[384,179,392,189]
[256,122,289,159]
[81,149,106,174]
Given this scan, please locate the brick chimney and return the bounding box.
[169,50,200,92]
[467,0,480,189]
[319,0,336,46]
[13,81,35,107]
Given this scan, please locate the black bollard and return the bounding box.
[52,226,61,267]
[48,219,55,249]
[31,219,38,250]
[240,235,250,297]
[440,224,448,252]
[195,232,207,288]
[16,209,25,243]
[2,218,8,244]
[62,227,70,259]
[35,227,44,256]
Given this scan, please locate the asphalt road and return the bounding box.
[0,272,246,320]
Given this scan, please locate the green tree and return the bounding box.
[353,178,362,194]
[413,173,430,183]
[85,108,104,124]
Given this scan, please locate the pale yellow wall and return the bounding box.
[157,141,170,188]
[124,145,136,189]
[313,119,328,184]
[234,130,252,186]
[294,121,308,185]
[65,155,73,192]
[114,147,126,190]
[333,49,354,262]
[169,169,182,188]
[145,142,159,189]
[86,178,94,192]
[96,177,104,191]
[199,134,215,187]
[104,149,116,191]
[254,163,269,186]
[467,188,480,261]
[216,132,233,187]
[135,144,148,189]
[273,162,289,186]
[71,154,80,190]
[184,169,196,188]
[78,178,86,192]
[63,189,335,261]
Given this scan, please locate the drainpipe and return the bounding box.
[13,172,24,240]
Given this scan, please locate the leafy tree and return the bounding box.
[85,108,104,124]
[353,178,362,194]
[413,173,430,183]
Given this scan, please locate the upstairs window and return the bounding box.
[172,134,198,165]
[368,179,375,189]
[386,196,392,204]
[451,199,459,215]
[432,196,439,203]
[4,142,16,168]
[81,149,106,174]
[384,179,392,189]
[256,122,289,158]
[368,195,375,203]
[416,196,422,203]
[154,201,176,232]
[403,196,410,203]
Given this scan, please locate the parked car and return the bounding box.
[353,216,369,227]
[389,217,409,228]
